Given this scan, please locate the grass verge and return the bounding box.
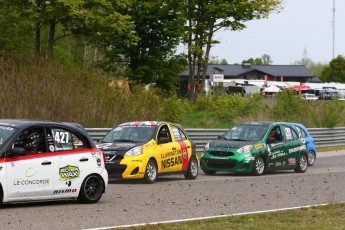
[115,203,345,230]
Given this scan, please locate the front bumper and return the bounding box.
[200,154,254,173]
[106,157,147,179]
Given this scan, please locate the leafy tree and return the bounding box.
[0,0,33,56]
[102,0,187,93]
[209,56,228,64]
[185,0,282,101]
[10,0,134,59]
[320,55,345,83]
[261,54,272,65]
[242,54,272,65]
[308,62,327,79]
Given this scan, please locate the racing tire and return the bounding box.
[77,174,104,204]
[184,157,198,180]
[144,159,157,184]
[294,153,308,173]
[202,170,216,175]
[0,187,3,206]
[252,156,265,176]
[307,150,316,166]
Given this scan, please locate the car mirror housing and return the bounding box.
[266,137,275,144]
[158,137,169,144]
[9,147,26,157]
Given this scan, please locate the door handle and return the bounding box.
[79,158,89,162]
[41,161,51,165]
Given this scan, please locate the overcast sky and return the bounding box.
[210,0,345,65]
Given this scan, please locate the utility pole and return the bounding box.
[332,0,335,59]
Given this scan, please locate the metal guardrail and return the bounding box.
[86,127,345,152]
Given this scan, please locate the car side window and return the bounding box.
[268,126,283,142]
[295,127,307,138]
[171,125,187,141]
[48,127,86,152]
[157,125,171,143]
[13,127,46,155]
[284,126,299,141]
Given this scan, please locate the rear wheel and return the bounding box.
[307,150,316,166]
[252,156,265,176]
[77,174,104,204]
[144,159,157,183]
[184,157,198,179]
[295,153,308,173]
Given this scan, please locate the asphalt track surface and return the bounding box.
[1,150,345,230]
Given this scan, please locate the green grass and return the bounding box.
[115,203,345,229]
[317,145,345,152]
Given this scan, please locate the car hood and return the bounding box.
[209,139,258,149]
[96,142,145,151]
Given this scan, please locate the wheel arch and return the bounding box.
[82,173,106,194]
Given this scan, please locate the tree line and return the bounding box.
[1,0,344,100]
[1,0,282,98]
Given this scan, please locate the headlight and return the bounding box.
[237,145,253,154]
[125,146,143,156]
[204,143,210,152]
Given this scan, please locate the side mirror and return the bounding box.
[266,137,275,144]
[158,137,169,144]
[9,147,26,157]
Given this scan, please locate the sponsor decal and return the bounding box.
[275,162,282,167]
[288,145,307,154]
[49,145,55,152]
[14,179,49,186]
[0,126,13,131]
[53,188,77,194]
[66,181,72,186]
[282,161,286,167]
[288,158,296,165]
[25,167,39,177]
[0,166,2,171]
[73,140,83,146]
[161,155,182,169]
[59,165,80,181]
[268,150,286,159]
[97,158,101,167]
[268,162,275,167]
[255,144,263,149]
[182,149,187,158]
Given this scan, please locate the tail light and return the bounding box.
[101,151,106,165]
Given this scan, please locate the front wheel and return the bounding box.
[307,150,316,166]
[295,153,308,173]
[77,174,104,204]
[184,157,198,179]
[144,159,157,183]
[252,156,265,176]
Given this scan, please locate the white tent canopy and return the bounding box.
[262,84,281,93]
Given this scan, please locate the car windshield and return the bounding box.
[102,126,155,142]
[222,124,268,141]
[0,125,17,146]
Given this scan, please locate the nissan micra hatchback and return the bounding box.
[97,121,198,183]
[200,122,308,176]
[0,119,108,205]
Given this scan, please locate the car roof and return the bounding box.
[0,119,82,129]
[239,121,293,126]
[117,121,174,127]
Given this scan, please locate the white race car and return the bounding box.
[0,119,108,205]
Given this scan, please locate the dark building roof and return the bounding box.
[180,63,315,82]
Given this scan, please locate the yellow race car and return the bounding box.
[96,121,198,183]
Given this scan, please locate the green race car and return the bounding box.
[200,122,308,176]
